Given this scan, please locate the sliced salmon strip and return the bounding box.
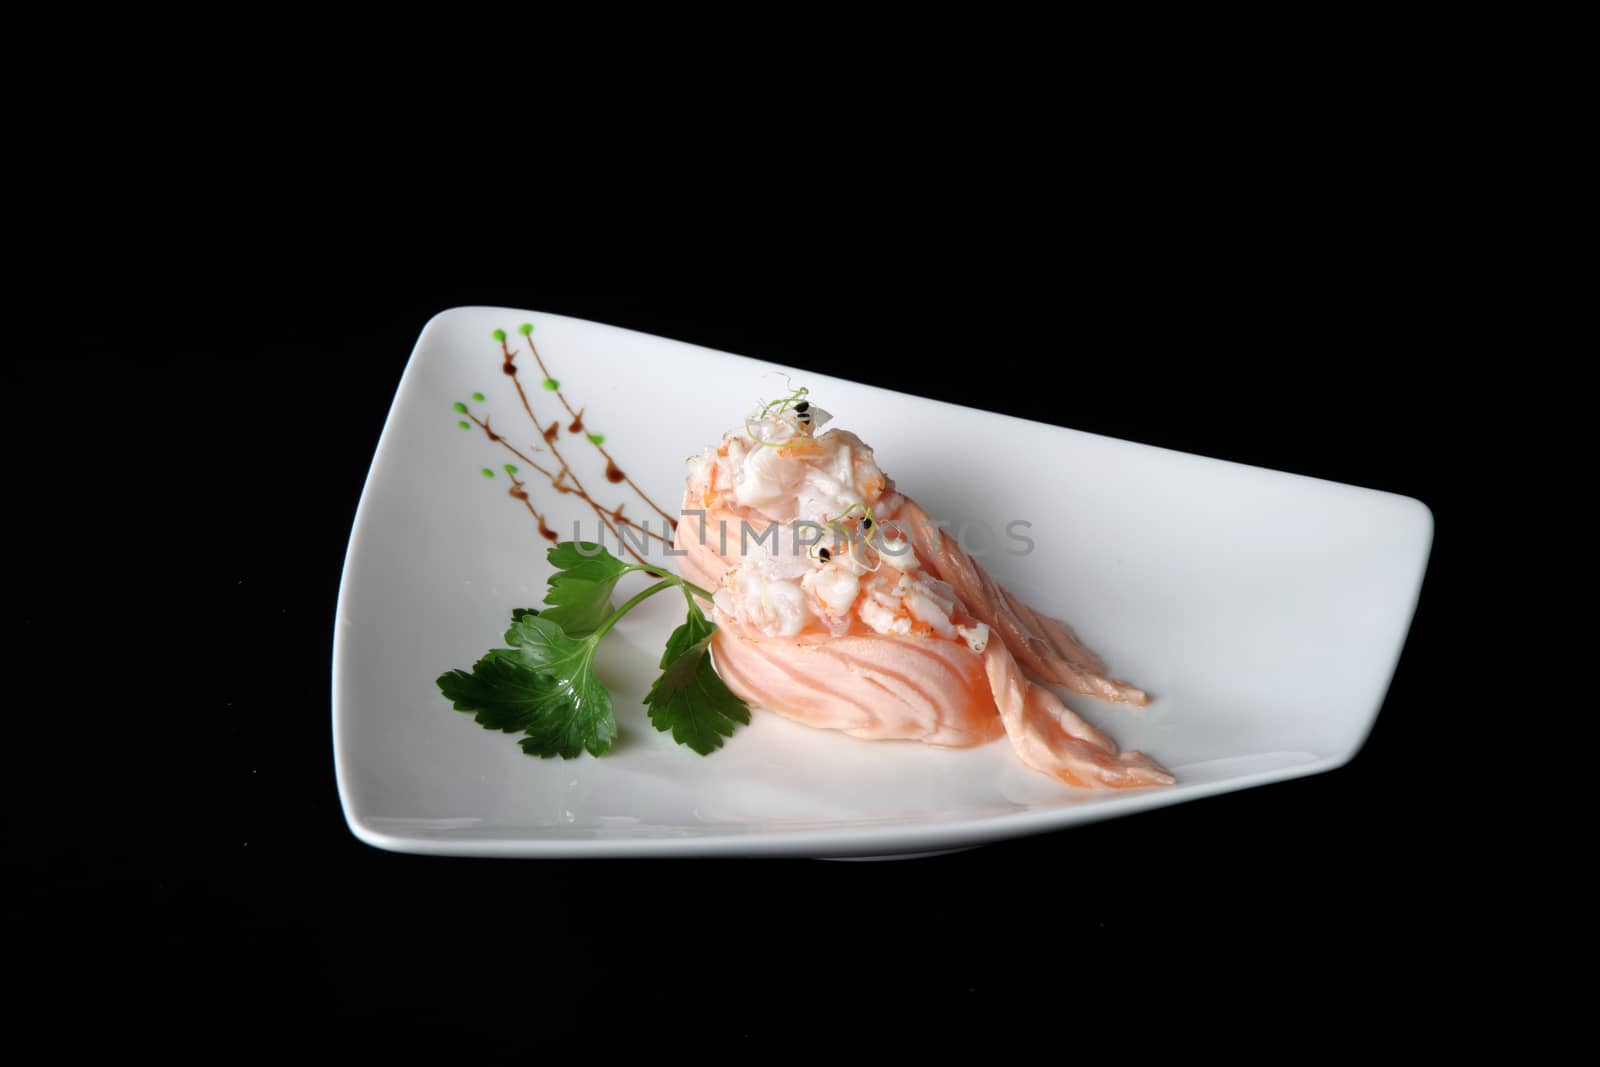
[893,496,1149,706]
[709,626,1006,747]
[983,637,1172,788]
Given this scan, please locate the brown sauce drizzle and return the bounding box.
[503,471,558,543]
[521,334,676,525]
[471,334,674,563]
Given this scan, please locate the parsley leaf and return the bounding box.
[644,596,751,754]
[439,541,741,761]
[436,613,616,758]
[540,542,631,636]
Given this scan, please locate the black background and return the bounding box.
[23,158,1470,1024]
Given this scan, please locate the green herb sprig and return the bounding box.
[437,543,750,757]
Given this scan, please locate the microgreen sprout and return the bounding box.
[744,384,814,449]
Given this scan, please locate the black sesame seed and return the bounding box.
[862,518,872,529]
[818,547,830,561]
[795,401,810,413]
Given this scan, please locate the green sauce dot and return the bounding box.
[492,328,506,342]
[587,433,605,445]
[504,463,518,475]
[457,420,470,430]
[518,323,534,336]
[453,401,468,414]
[471,392,485,403]
[481,468,495,478]
[543,378,560,391]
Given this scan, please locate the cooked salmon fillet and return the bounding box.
[675,399,1170,789]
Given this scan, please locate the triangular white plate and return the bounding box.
[334,307,1431,858]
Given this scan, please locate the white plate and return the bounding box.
[333,307,1431,858]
